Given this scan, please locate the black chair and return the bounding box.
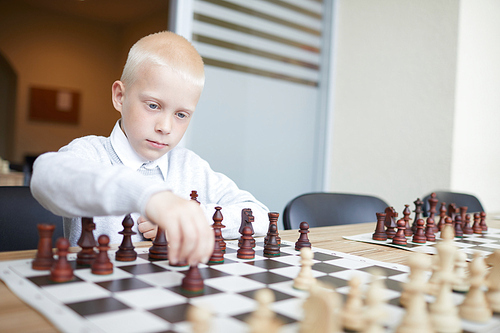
[283,192,389,230]
[421,191,484,217]
[0,186,63,251]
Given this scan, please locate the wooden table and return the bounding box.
[2,217,499,332]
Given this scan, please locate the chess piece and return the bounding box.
[437,202,447,230]
[452,251,469,293]
[247,289,283,333]
[91,235,113,275]
[265,212,281,246]
[385,206,398,239]
[239,208,255,248]
[473,212,482,234]
[342,274,365,332]
[444,216,454,233]
[372,212,387,241]
[454,214,463,238]
[190,190,200,204]
[480,211,488,232]
[400,252,431,308]
[427,225,457,296]
[187,304,211,333]
[462,214,473,235]
[76,217,97,266]
[459,252,492,322]
[411,198,423,233]
[448,203,458,221]
[459,206,468,226]
[428,192,438,220]
[364,270,387,333]
[300,282,341,333]
[396,283,433,333]
[411,218,426,244]
[237,226,255,259]
[50,237,74,282]
[424,217,436,242]
[402,204,413,236]
[486,250,500,313]
[32,224,55,270]
[181,264,204,294]
[149,226,168,261]
[392,219,407,246]
[293,247,316,290]
[295,221,311,251]
[115,214,137,262]
[212,206,226,252]
[264,224,280,256]
[208,226,224,264]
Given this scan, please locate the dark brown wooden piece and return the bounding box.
[181,265,204,294]
[76,217,97,266]
[392,219,408,246]
[454,214,463,238]
[91,235,113,275]
[412,218,427,244]
[462,214,473,235]
[403,205,413,236]
[372,212,387,241]
[149,226,168,261]
[480,212,488,232]
[437,202,447,231]
[239,208,255,248]
[411,198,424,233]
[385,207,398,239]
[265,212,281,245]
[116,214,137,262]
[424,218,436,242]
[190,190,200,204]
[448,203,458,221]
[212,206,226,252]
[32,224,55,271]
[237,226,255,259]
[264,224,280,256]
[50,237,74,282]
[473,212,482,234]
[295,221,312,250]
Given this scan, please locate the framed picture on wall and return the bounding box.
[28,86,80,125]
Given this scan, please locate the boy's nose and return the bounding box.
[155,115,172,134]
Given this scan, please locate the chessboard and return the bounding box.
[344,227,500,261]
[1,239,500,333]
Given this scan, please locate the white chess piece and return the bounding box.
[342,274,365,331]
[486,250,500,312]
[293,247,316,290]
[187,304,211,333]
[247,288,282,333]
[300,282,342,333]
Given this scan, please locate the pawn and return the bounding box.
[462,214,473,235]
[473,212,482,234]
[424,217,436,242]
[480,211,488,232]
[264,224,280,256]
[32,224,55,270]
[295,221,311,251]
[115,214,137,262]
[342,274,365,332]
[187,305,211,333]
[181,264,204,294]
[454,214,463,238]
[452,251,469,293]
[265,212,281,246]
[149,226,168,261]
[392,219,408,246]
[412,219,426,244]
[91,235,113,275]
[237,226,255,259]
[438,202,447,231]
[372,212,387,241]
[293,247,316,290]
[247,289,282,333]
[50,237,74,283]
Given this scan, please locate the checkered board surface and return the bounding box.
[1,240,500,333]
[344,227,500,261]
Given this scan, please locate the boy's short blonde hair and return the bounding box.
[121,31,205,88]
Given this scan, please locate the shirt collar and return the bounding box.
[110,120,168,180]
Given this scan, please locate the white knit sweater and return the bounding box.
[31,122,269,246]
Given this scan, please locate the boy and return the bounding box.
[31,31,269,266]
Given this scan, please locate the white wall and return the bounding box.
[451,0,500,212]
[329,0,459,212]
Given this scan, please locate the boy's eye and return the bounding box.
[148,103,158,110]
[176,112,188,119]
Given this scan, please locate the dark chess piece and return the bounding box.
[239,208,255,248]
[181,264,204,294]
[91,235,113,275]
[412,218,426,244]
[264,224,280,256]
[403,204,413,236]
[448,203,458,221]
[438,202,447,231]
[473,213,483,234]
[149,226,168,261]
[424,218,436,242]
[462,214,473,235]
[428,192,438,219]
[265,212,281,246]
[392,219,408,246]
[459,206,468,226]
[32,224,55,271]
[295,221,312,251]
[50,237,74,282]
[116,214,137,261]
[237,226,255,259]
[411,198,424,233]
[372,212,387,241]
[212,206,226,252]
[480,212,488,232]
[209,226,224,264]
[454,214,463,238]
[384,207,397,239]
[190,190,200,204]
[77,217,97,266]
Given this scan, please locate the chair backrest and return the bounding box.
[0,186,63,251]
[283,192,389,230]
[421,191,484,217]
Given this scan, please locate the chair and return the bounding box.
[421,191,484,217]
[283,192,389,230]
[0,186,63,251]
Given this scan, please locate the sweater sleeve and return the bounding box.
[30,137,169,218]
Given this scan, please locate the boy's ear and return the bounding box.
[111,80,125,113]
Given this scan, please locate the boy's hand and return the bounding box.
[145,191,214,266]
[137,216,157,240]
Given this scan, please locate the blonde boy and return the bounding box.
[31,31,269,265]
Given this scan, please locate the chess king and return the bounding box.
[31,31,269,266]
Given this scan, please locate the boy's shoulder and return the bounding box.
[59,135,111,160]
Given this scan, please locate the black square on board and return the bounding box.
[96,277,153,292]
[239,288,295,302]
[317,275,349,289]
[312,262,348,274]
[166,285,222,299]
[181,267,230,279]
[242,272,291,285]
[243,259,293,270]
[149,303,190,323]
[232,311,296,325]
[358,265,406,277]
[67,297,130,316]
[313,252,342,261]
[28,274,83,287]
[118,263,169,275]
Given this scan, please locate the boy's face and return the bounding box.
[112,64,203,161]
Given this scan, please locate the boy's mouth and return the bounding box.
[147,139,168,149]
